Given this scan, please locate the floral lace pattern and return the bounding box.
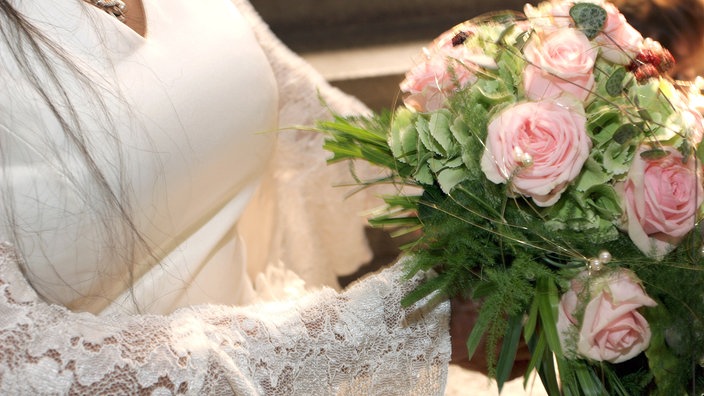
[0,244,450,395]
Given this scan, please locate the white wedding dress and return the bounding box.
[0,0,450,394]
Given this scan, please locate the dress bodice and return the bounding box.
[0,0,278,312]
[0,3,452,393]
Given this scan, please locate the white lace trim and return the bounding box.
[0,244,450,395]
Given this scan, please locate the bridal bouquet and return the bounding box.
[317,0,704,394]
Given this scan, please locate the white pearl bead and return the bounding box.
[513,147,525,161]
[598,250,612,264]
[520,153,534,167]
[589,258,602,272]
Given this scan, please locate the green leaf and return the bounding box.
[466,317,489,362]
[535,340,561,396]
[605,67,626,96]
[389,108,419,164]
[413,163,434,185]
[588,111,621,148]
[587,105,620,132]
[537,277,562,357]
[437,168,468,193]
[318,119,387,146]
[429,110,455,155]
[359,145,397,168]
[472,281,497,299]
[574,157,610,192]
[382,194,420,209]
[613,123,639,144]
[461,101,489,142]
[476,81,514,105]
[639,148,670,160]
[367,216,419,228]
[399,273,447,306]
[416,116,438,154]
[645,306,688,395]
[697,136,704,164]
[496,314,525,392]
[523,296,540,342]
[444,156,465,168]
[679,139,692,162]
[454,185,505,220]
[514,30,529,50]
[321,140,361,162]
[603,141,635,176]
[523,330,546,389]
[569,3,607,40]
[638,109,654,122]
[603,367,634,396]
[450,117,471,146]
[427,158,444,174]
[574,363,605,396]
[584,184,622,220]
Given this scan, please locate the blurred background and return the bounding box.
[251,0,704,107]
[250,0,532,111]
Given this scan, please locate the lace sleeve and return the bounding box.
[231,0,394,289]
[0,244,450,395]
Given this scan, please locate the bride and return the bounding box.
[0,0,451,394]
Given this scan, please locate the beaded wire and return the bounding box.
[82,0,126,22]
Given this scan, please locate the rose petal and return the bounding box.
[562,269,656,363]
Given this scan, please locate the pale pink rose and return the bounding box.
[400,58,468,112]
[400,52,479,112]
[400,24,496,112]
[480,100,591,206]
[615,146,704,258]
[557,269,657,363]
[523,28,598,101]
[556,277,582,342]
[593,1,644,64]
[524,1,643,64]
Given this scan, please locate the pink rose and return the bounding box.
[557,269,657,363]
[480,100,591,206]
[615,146,704,258]
[523,28,598,101]
[400,24,496,112]
[593,1,644,64]
[400,58,473,112]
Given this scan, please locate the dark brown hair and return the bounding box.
[0,0,149,305]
